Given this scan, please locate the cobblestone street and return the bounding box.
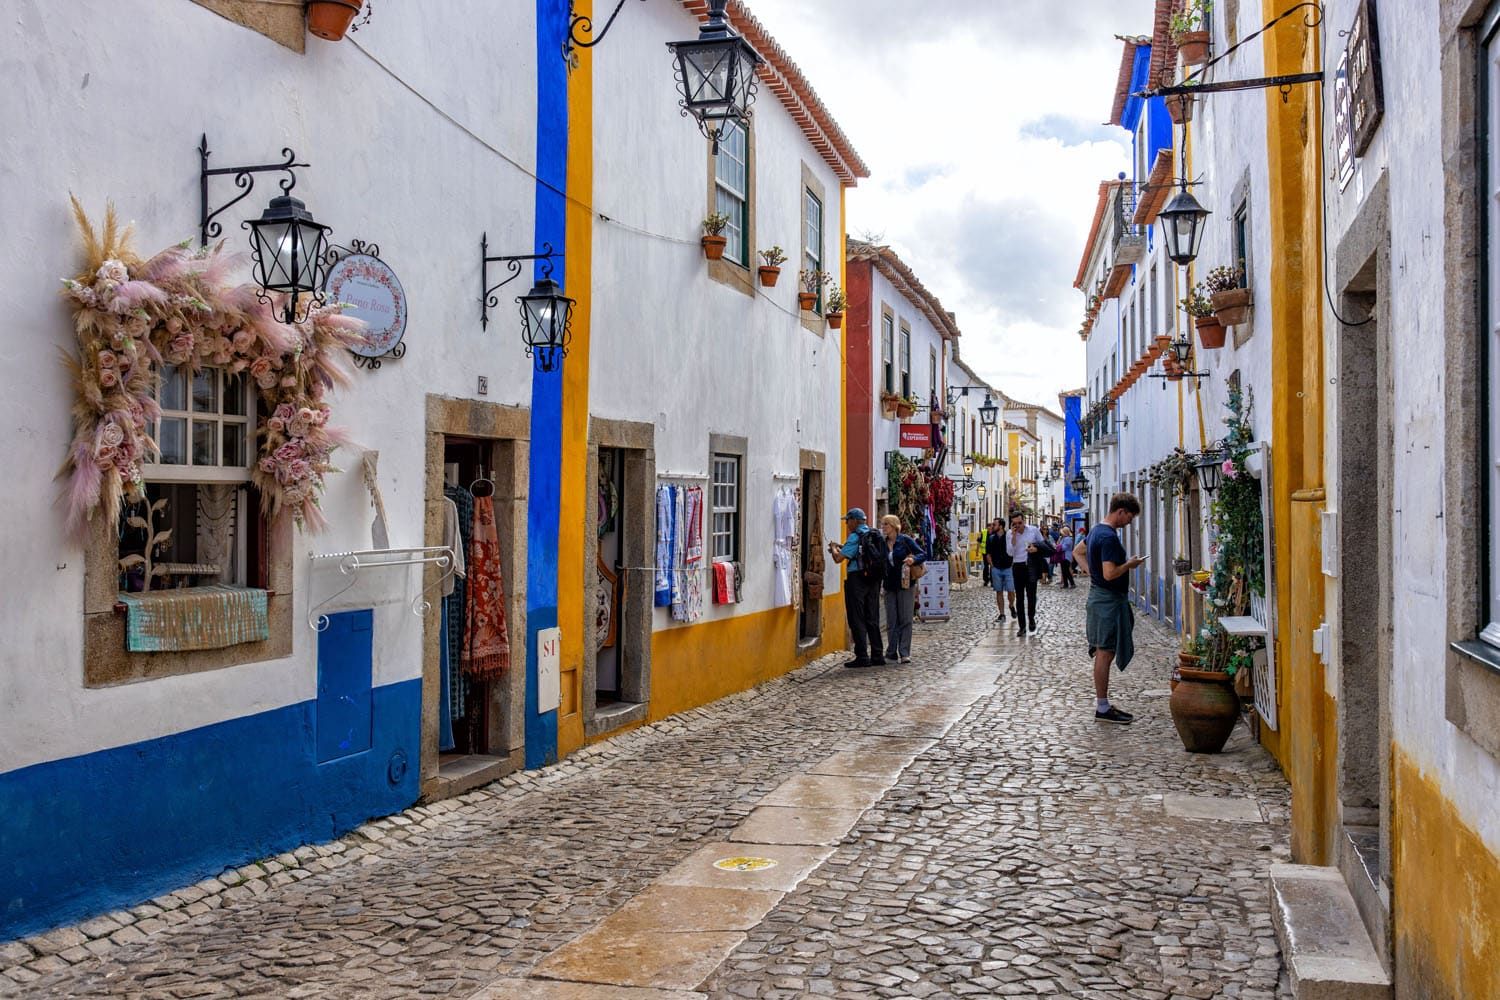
[8,584,1292,999]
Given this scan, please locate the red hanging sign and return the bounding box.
[899,424,934,448]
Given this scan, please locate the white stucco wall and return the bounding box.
[590,0,846,617]
[0,0,538,772]
[866,266,950,492]
[1321,0,1500,851]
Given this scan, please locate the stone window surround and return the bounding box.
[1443,0,1500,761]
[706,124,757,299]
[707,433,748,571]
[800,161,829,336]
[83,493,294,688]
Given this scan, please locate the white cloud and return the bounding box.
[745,0,1155,404]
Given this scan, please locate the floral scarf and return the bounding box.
[462,494,510,679]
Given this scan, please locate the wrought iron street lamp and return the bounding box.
[1158,184,1211,267]
[977,482,987,501]
[979,392,999,429]
[1196,446,1225,495]
[667,0,762,154]
[245,195,332,324]
[963,458,975,478]
[1071,473,1090,497]
[518,277,577,374]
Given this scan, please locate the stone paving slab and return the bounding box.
[9,585,1293,999]
[533,925,746,991]
[656,843,834,894]
[605,886,783,933]
[755,774,895,811]
[728,806,866,847]
[807,749,916,781]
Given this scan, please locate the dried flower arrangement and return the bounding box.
[59,199,366,535]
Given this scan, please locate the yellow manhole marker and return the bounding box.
[713,856,779,872]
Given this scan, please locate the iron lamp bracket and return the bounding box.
[481,234,562,330]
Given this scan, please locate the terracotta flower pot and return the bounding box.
[827,311,844,330]
[1169,667,1239,753]
[1196,315,1227,349]
[701,235,728,261]
[928,407,942,425]
[1177,30,1210,66]
[895,401,916,418]
[1211,287,1252,326]
[758,265,781,287]
[1166,92,1195,125]
[798,292,817,311]
[307,0,363,41]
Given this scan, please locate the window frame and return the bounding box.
[899,323,912,398]
[711,453,741,563]
[881,310,895,395]
[147,365,256,485]
[803,188,824,315]
[714,122,750,268]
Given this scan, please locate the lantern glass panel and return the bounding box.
[963,459,974,478]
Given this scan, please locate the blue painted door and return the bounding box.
[317,610,373,763]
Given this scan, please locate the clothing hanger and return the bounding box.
[470,467,495,498]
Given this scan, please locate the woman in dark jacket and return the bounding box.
[879,515,927,663]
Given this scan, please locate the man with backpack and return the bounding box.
[828,507,885,667]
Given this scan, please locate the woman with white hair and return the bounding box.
[878,514,927,664]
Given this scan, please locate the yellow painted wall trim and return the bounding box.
[1392,747,1500,999]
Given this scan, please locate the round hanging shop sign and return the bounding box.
[325,252,407,363]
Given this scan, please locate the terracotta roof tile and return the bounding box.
[847,239,962,341]
[1109,35,1149,125]
[1074,180,1127,289]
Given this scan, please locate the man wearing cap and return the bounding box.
[828,508,885,667]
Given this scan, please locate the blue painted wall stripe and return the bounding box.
[0,677,420,940]
[524,0,569,768]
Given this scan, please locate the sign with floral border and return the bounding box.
[325,249,406,364]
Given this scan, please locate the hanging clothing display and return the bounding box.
[438,605,455,752]
[462,494,511,679]
[670,484,705,623]
[442,484,473,725]
[654,485,674,607]
[712,560,738,604]
[772,488,798,608]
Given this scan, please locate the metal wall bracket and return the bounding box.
[307,546,455,632]
[481,233,561,330]
[198,133,308,248]
[563,0,646,68]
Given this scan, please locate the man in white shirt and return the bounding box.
[1006,512,1054,637]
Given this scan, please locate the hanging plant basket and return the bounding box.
[895,400,916,419]
[1177,30,1210,66]
[758,265,780,287]
[1166,92,1196,125]
[826,310,844,330]
[1211,287,1252,326]
[701,235,727,261]
[1195,315,1227,349]
[307,0,364,41]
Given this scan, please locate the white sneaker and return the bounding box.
[1028,628,1038,636]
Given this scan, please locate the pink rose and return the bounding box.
[1222,459,1237,479]
[259,457,276,474]
[232,330,254,350]
[229,359,247,374]
[286,459,313,482]
[274,403,297,422]
[166,317,183,334]
[98,421,125,449]
[267,417,286,433]
[97,350,118,369]
[95,445,116,463]
[288,419,310,438]
[98,368,119,388]
[248,358,274,380]
[280,375,296,388]
[273,442,302,462]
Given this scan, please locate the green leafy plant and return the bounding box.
[702,212,731,237]
[759,245,787,267]
[1179,283,1215,318]
[1199,384,1267,671]
[826,286,848,312]
[798,268,831,294]
[1170,0,1211,37]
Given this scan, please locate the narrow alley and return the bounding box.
[10,587,1291,1000]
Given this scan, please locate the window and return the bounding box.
[715,123,750,267]
[711,454,741,562]
[928,348,938,403]
[804,189,824,313]
[881,312,895,394]
[1233,202,1252,287]
[899,325,912,397]
[120,366,256,591]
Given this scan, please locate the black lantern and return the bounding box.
[1171,335,1194,366]
[1157,185,1211,267]
[977,482,987,500]
[1196,446,1225,495]
[667,0,762,154]
[518,277,576,374]
[963,458,975,478]
[1071,473,1090,496]
[245,195,332,325]
[979,392,999,428]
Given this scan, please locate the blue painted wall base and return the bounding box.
[0,677,420,940]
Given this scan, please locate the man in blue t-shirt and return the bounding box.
[829,508,884,668]
[1073,492,1145,724]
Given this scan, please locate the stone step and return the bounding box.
[1270,864,1392,999]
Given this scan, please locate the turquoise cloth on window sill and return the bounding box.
[118,584,270,653]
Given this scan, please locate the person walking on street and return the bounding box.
[983,517,1016,623]
[829,508,886,668]
[1007,512,1054,637]
[878,515,926,664]
[1074,492,1145,724]
[1057,525,1077,588]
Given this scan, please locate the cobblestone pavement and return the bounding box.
[10,582,1292,999]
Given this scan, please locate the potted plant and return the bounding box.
[308,0,365,41]
[1181,283,1226,349]
[1171,0,1212,66]
[758,246,787,287]
[798,269,829,311]
[879,390,903,418]
[1205,263,1252,326]
[1166,88,1196,126]
[825,286,847,329]
[701,213,731,260]
[1170,625,1239,751]
[895,394,918,419]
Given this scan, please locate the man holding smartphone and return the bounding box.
[1074,492,1145,724]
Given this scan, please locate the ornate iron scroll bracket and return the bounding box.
[198,133,308,248]
[563,0,646,68]
[481,233,561,330]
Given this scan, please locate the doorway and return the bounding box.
[799,466,824,644]
[595,447,627,706]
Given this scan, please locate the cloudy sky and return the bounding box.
[746,0,1155,409]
